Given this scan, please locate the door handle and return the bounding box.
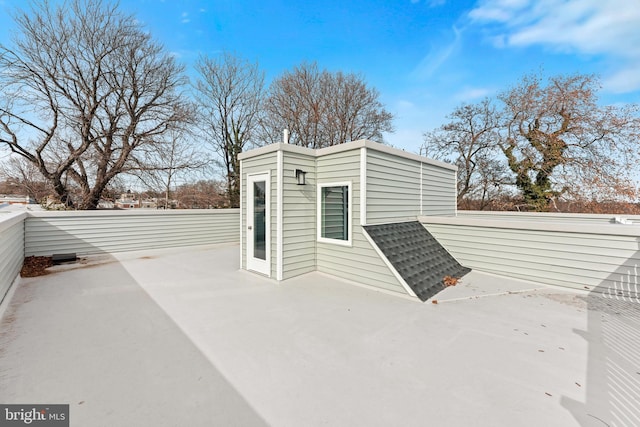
[248,226,252,230]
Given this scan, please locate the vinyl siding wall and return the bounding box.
[316,149,406,295]
[282,152,316,279]
[237,140,457,295]
[422,163,456,216]
[420,215,640,295]
[240,153,277,275]
[0,212,26,303]
[24,209,239,257]
[365,150,456,224]
[366,150,420,224]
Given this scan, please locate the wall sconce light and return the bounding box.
[295,169,307,185]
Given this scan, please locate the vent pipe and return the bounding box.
[283,129,289,144]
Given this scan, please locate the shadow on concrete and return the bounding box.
[0,249,267,427]
[562,242,640,426]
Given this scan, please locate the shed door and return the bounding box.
[246,173,270,276]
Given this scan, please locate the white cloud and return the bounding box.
[469,0,529,22]
[469,0,640,92]
[412,26,462,79]
[454,87,493,101]
[396,99,416,110]
[604,67,640,94]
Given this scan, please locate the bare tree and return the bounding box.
[426,73,640,212]
[132,128,210,209]
[498,73,640,211]
[0,157,52,202]
[0,0,190,209]
[174,180,228,209]
[262,62,394,148]
[422,99,508,208]
[193,52,264,208]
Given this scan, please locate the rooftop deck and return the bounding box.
[2,243,638,426]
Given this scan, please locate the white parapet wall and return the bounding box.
[0,212,26,304]
[420,213,640,298]
[457,210,640,224]
[2,209,240,307]
[24,209,241,257]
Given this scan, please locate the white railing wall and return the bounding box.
[458,210,640,224]
[0,212,26,304]
[6,208,640,303]
[420,214,640,298]
[2,209,240,305]
[24,209,240,257]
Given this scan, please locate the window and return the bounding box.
[317,182,352,246]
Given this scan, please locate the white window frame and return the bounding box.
[317,181,352,247]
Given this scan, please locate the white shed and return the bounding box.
[238,139,468,301]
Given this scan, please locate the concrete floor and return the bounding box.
[1,243,639,427]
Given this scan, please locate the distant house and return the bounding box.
[114,193,168,209]
[0,194,36,205]
[141,198,158,209]
[115,191,140,209]
[97,200,115,209]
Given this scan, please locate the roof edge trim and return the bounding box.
[238,140,457,171]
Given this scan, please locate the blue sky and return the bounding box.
[1,0,639,153]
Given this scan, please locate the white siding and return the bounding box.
[24,210,239,257]
[237,140,458,295]
[420,215,640,296]
[317,230,407,294]
[422,163,456,216]
[366,150,420,224]
[0,212,26,303]
[458,210,640,224]
[316,149,406,294]
[282,152,316,279]
[365,149,456,223]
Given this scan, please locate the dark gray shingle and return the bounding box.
[364,221,471,301]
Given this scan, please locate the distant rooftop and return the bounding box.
[0,194,36,205]
[0,202,43,212]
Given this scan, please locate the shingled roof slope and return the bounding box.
[364,221,471,301]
